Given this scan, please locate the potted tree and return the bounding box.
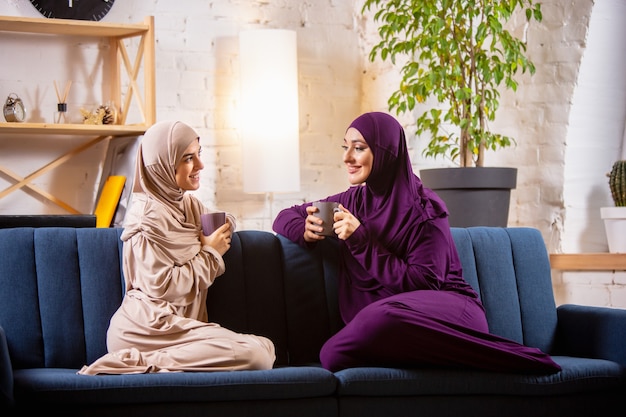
[600,160,626,253]
[362,0,542,226]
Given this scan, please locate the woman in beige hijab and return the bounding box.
[79,120,276,374]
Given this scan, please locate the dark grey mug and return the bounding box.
[312,201,340,236]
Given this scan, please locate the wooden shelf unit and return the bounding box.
[0,15,155,214]
[550,253,626,271]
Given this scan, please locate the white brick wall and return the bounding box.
[0,0,624,308]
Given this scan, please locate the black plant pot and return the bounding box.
[419,167,517,227]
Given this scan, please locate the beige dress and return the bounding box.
[79,121,275,375]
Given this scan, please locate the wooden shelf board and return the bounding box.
[550,253,626,271]
[0,15,149,37]
[0,122,147,136]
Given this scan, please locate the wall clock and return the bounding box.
[29,0,116,21]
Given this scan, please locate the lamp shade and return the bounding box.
[239,29,300,193]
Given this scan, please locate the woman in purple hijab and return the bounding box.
[273,112,561,374]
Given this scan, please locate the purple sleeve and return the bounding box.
[343,218,453,292]
[272,202,312,247]
[272,194,346,247]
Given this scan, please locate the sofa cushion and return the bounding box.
[13,366,336,405]
[333,356,623,397]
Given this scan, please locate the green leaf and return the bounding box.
[363,0,541,167]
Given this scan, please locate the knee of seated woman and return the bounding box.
[243,337,276,370]
[244,348,275,370]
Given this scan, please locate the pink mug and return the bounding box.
[201,212,226,236]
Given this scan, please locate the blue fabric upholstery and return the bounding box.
[277,233,343,365]
[13,366,336,404]
[454,227,559,352]
[0,228,124,371]
[556,304,626,366]
[0,226,624,417]
[334,357,624,396]
[207,230,290,365]
[0,327,13,406]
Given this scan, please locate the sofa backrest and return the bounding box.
[450,227,558,353]
[0,227,124,370]
[207,231,343,367]
[0,226,559,371]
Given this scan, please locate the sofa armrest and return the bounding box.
[556,304,626,367]
[0,326,14,407]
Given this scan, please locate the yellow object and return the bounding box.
[94,176,126,228]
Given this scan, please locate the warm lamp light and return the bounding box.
[239,29,300,194]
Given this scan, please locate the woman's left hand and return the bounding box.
[332,204,360,240]
[200,222,232,256]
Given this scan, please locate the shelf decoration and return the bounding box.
[53,80,72,123]
[80,103,118,125]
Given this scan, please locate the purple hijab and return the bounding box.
[346,112,448,234]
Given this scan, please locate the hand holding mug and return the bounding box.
[200,222,231,256]
[200,212,231,256]
[312,201,341,236]
[304,202,339,242]
[331,204,360,240]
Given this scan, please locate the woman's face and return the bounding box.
[342,127,373,185]
[175,140,204,191]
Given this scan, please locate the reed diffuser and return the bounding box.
[54,80,72,123]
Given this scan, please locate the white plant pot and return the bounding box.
[600,207,626,253]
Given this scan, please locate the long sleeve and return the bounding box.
[272,202,312,247]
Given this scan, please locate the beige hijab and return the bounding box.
[121,121,207,280]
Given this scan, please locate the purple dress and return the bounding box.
[273,112,560,374]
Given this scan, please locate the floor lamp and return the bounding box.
[239,29,300,221]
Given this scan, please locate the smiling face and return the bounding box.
[342,127,374,185]
[175,139,204,191]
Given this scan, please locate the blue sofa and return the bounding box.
[0,226,624,417]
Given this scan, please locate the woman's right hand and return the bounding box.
[200,222,232,256]
[304,205,327,243]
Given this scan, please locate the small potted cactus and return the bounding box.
[608,160,626,206]
[601,160,626,253]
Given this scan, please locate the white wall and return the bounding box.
[555,0,626,308]
[0,0,624,308]
[0,0,361,229]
